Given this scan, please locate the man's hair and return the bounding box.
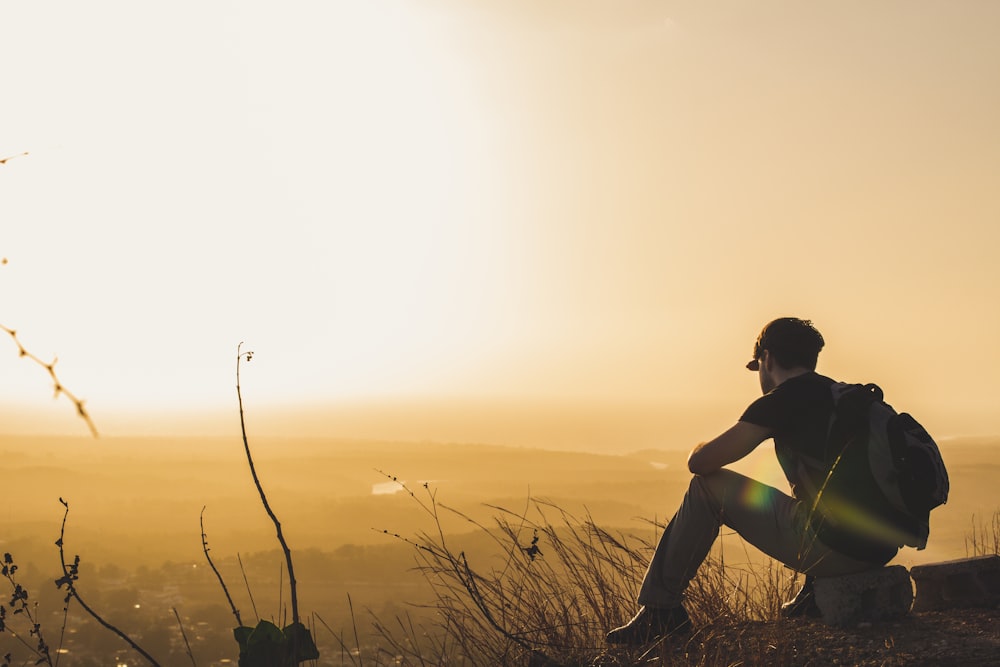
[753,317,825,370]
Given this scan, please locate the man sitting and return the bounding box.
[608,317,902,644]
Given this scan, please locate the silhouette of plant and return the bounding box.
[364,475,802,666]
[1,153,99,661]
[54,498,160,666]
[172,608,197,667]
[226,343,319,666]
[965,510,1000,557]
[201,507,243,628]
[3,152,319,665]
[1,552,53,666]
[370,473,568,665]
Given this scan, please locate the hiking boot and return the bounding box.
[606,605,691,645]
[780,575,820,618]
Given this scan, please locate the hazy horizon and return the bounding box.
[1,432,993,571]
[2,391,996,454]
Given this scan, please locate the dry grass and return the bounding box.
[965,510,1000,558]
[332,478,807,666]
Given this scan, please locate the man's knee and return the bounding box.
[686,470,731,515]
[690,468,747,495]
[688,468,764,516]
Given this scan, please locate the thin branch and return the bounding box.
[200,507,242,627]
[54,498,160,666]
[0,151,29,165]
[347,593,362,663]
[172,608,197,667]
[54,585,72,667]
[237,553,260,624]
[1,324,98,437]
[235,343,300,626]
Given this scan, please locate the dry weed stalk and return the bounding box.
[230,343,318,665]
[172,607,197,667]
[236,342,300,626]
[237,553,260,624]
[369,476,659,665]
[200,507,243,627]
[54,498,160,666]
[0,152,29,165]
[965,510,1000,557]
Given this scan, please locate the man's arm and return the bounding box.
[687,421,773,475]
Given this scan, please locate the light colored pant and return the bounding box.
[638,468,882,608]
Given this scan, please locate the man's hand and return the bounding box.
[687,422,772,475]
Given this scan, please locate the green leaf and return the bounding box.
[283,622,320,661]
[247,620,284,648]
[233,620,320,667]
[233,625,254,650]
[238,620,287,667]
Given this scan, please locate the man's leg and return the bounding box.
[638,468,876,609]
[608,470,744,644]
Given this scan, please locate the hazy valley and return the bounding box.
[1,433,997,664]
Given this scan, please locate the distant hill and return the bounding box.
[0,434,995,570]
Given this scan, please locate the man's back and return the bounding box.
[742,370,903,563]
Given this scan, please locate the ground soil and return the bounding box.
[731,608,1000,666]
[595,607,1000,666]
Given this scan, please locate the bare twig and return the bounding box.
[172,608,197,666]
[348,594,362,666]
[54,580,72,667]
[235,342,300,627]
[237,553,260,624]
[0,151,29,165]
[200,507,242,627]
[1,325,98,437]
[54,499,160,666]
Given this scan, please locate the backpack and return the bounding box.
[821,382,950,550]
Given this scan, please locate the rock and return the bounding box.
[813,565,913,627]
[910,554,1000,611]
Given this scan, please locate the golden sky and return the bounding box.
[2,1,998,443]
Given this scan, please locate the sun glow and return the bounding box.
[2,1,520,415]
[3,2,1000,441]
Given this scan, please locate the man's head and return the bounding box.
[746,318,825,391]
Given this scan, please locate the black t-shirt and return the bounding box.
[740,372,898,564]
[740,371,835,502]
